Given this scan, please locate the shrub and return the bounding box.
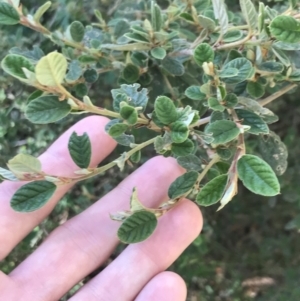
[0,0,299,244]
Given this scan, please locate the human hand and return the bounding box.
[0,116,202,301]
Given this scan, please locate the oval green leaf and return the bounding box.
[168,171,199,199]
[68,132,91,169]
[11,181,57,212]
[0,2,20,25]
[35,52,68,87]
[70,21,85,42]
[25,95,71,124]
[270,16,300,43]
[196,174,228,206]
[237,154,280,196]
[205,120,240,145]
[118,211,158,244]
[194,43,214,67]
[170,122,189,143]
[154,96,178,125]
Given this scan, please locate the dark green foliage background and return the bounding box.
[0,0,300,300]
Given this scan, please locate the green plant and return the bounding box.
[0,0,299,244]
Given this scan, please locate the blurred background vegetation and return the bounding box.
[0,0,300,300]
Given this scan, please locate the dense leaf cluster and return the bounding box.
[0,0,298,243]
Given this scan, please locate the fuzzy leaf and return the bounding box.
[154,96,178,125]
[11,181,57,212]
[170,122,189,143]
[25,95,71,124]
[122,64,140,83]
[194,43,214,67]
[177,155,202,171]
[171,139,194,156]
[198,15,216,31]
[223,93,238,108]
[151,1,162,32]
[83,68,98,83]
[185,86,206,101]
[212,0,228,34]
[118,211,157,243]
[0,2,19,25]
[108,123,129,137]
[68,132,91,169]
[120,105,138,125]
[221,58,253,84]
[35,52,68,87]
[208,97,225,112]
[237,155,280,196]
[150,47,166,60]
[0,168,19,181]
[270,16,300,43]
[34,1,51,23]
[168,171,199,199]
[70,21,85,42]
[66,60,82,82]
[1,54,35,80]
[239,0,258,32]
[196,174,228,206]
[205,120,240,145]
[236,109,269,135]
[246,81,265,99]
[7,154,41,175]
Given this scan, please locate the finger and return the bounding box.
[135,272,187,301]
[9,156,185,301]
[0,116,116,259]
[69,199,202,301]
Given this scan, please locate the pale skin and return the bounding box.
[0,116,203,301]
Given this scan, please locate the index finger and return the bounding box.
[0,116,116,260]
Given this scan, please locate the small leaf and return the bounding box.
[170,122,189,143]
[68,132,91,169]
[237,155,280,196]
[7,154,41,175]
[114,20,130,38]
[70,21,85,42]
[246,81,265,99]
[185,86,206,101]
[25,95,71,124]
[177,155,202,171]
[236,109,269,135]
[221,58,253,84]
[35,52,68,87]
[118,211,157,243]
[205,120,240,145]
[212,0,228,35]
[120,105,138,125]
[239,0,258,32]
[270,16,300,43]
[1,54,35,80]
[223,30,243,42]
[168,171,199,199]
[194,43,214,67]
[108,123,129,137]
[151,1,162,32]
[151,47,167,60]
[122,64,140,83]
[161,56,185,76]
[66,60,82,82]
[0,2,20,25]
[34,1,51,23]
[223,93,238,108]
[83,68,98,83]
[208,97,225,112]
[154,96,178,125]
[130,151,141,163]
[11,181,57,212]
[198,15,216,31]
[256,62,284,74]
[75,83,88,97]
[196,174,228,206]
[171,139,195,156]
[218,67,239,78]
